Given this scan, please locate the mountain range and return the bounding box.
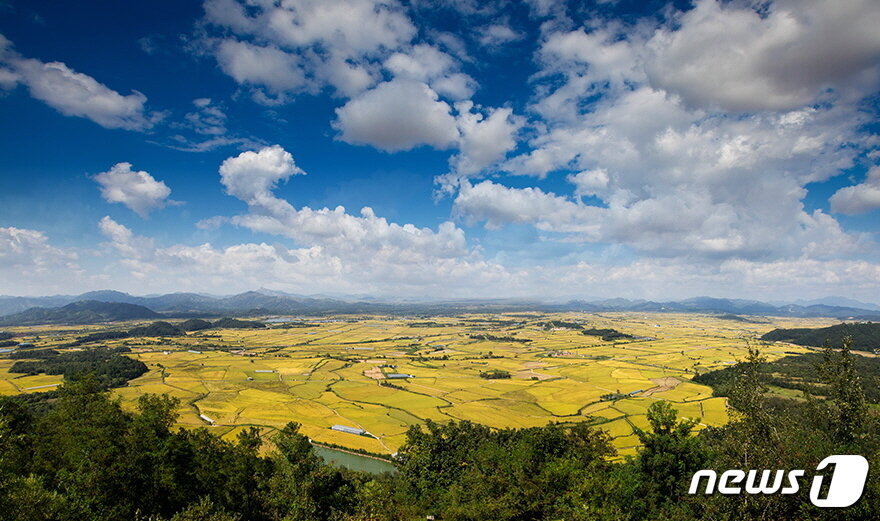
[0,290,879,326]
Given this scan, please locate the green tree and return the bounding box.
[633,401,705,508]
[818,335,869,445]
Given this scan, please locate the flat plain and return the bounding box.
[0,312,834,456]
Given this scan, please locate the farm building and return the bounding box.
[254,369,274,373]
[386,373,414,379]
[331,424,366,436]
[187,350,202,354]
[199,414,215,425]
[17,342,34,348]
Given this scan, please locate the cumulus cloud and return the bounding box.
[453,180,601,234]
[94,163,174,217]
[89,215,880,303]
[0,35,159,130]
[214,39,308,101]
[830,166,880,215]
[568,169,610,199]
[93,147,507,295]
[451,102,524,176]
[202,0,416,98]
[384,44,476,100]
[0,226,83,295]
[219,144,305,210]
[456,0,879,262]
[215,146,473,273]
[334,79,459,151]
[95,215,504,295]
[645,0,880,111]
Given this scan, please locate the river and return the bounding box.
[311,444,398,474]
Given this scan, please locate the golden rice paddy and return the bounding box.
[1,312,835,456]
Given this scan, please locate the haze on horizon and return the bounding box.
[1,0,880,303]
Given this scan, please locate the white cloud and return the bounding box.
[0,226,83,295]
[487,178,855,260]
[219,146,469,258]
[15,60,156,130]
[167,98,264,152]
[315,55,377,98]
[478,23,524,48]
[0,226,78,271]
[186,98,227,135]
[431,73,477,101]
[89,215,880,302]
[96,149,508,295]
[830,166,880,215]
[218,144,305,210]
[334,79,459,151]
[202,0,416,97]
[214,39,308,101]
[451,102,523,176]
[0,35,159,130]
[645,0,880,111]
[98,215,155,258]
[384,44,476,100]
[467,0,878,263]
[95,217,501,296]
[568,169,610,199]
[94,163,174,217]
[384,44,456,82]
[453,180,602,234]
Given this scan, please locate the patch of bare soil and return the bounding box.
[363,366,385,380]
[642,376,681,396]
[515,370,554,380]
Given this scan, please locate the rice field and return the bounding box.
[0,312,834,455]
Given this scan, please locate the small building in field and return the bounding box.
[199,414,215,425]
[331,424,366,436]
[386,373,414,379]
[17,342,34,348]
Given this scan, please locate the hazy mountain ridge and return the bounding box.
[0,300,162,326]
[1,291,879,325]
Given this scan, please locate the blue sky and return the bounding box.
[1,0,879,302]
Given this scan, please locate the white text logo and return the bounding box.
[688,455,869,508]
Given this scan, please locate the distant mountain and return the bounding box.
[0,295,73,316]
[2,290,880,323]
[0,301,162,326]
[792,296,880,312]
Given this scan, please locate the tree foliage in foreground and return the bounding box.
[0,339,877,520]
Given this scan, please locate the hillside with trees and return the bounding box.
[761,322,880,351]
[212,317,266,329]
[8,346,148,389]
[694,348,880,403]
[179,318,212,331]
[582,328,635,341]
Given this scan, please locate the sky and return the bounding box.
[1,0,879,302]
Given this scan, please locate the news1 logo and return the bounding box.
[689,455,869,507]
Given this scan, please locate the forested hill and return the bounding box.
[760,322,880,351]
[0,300,161,326]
